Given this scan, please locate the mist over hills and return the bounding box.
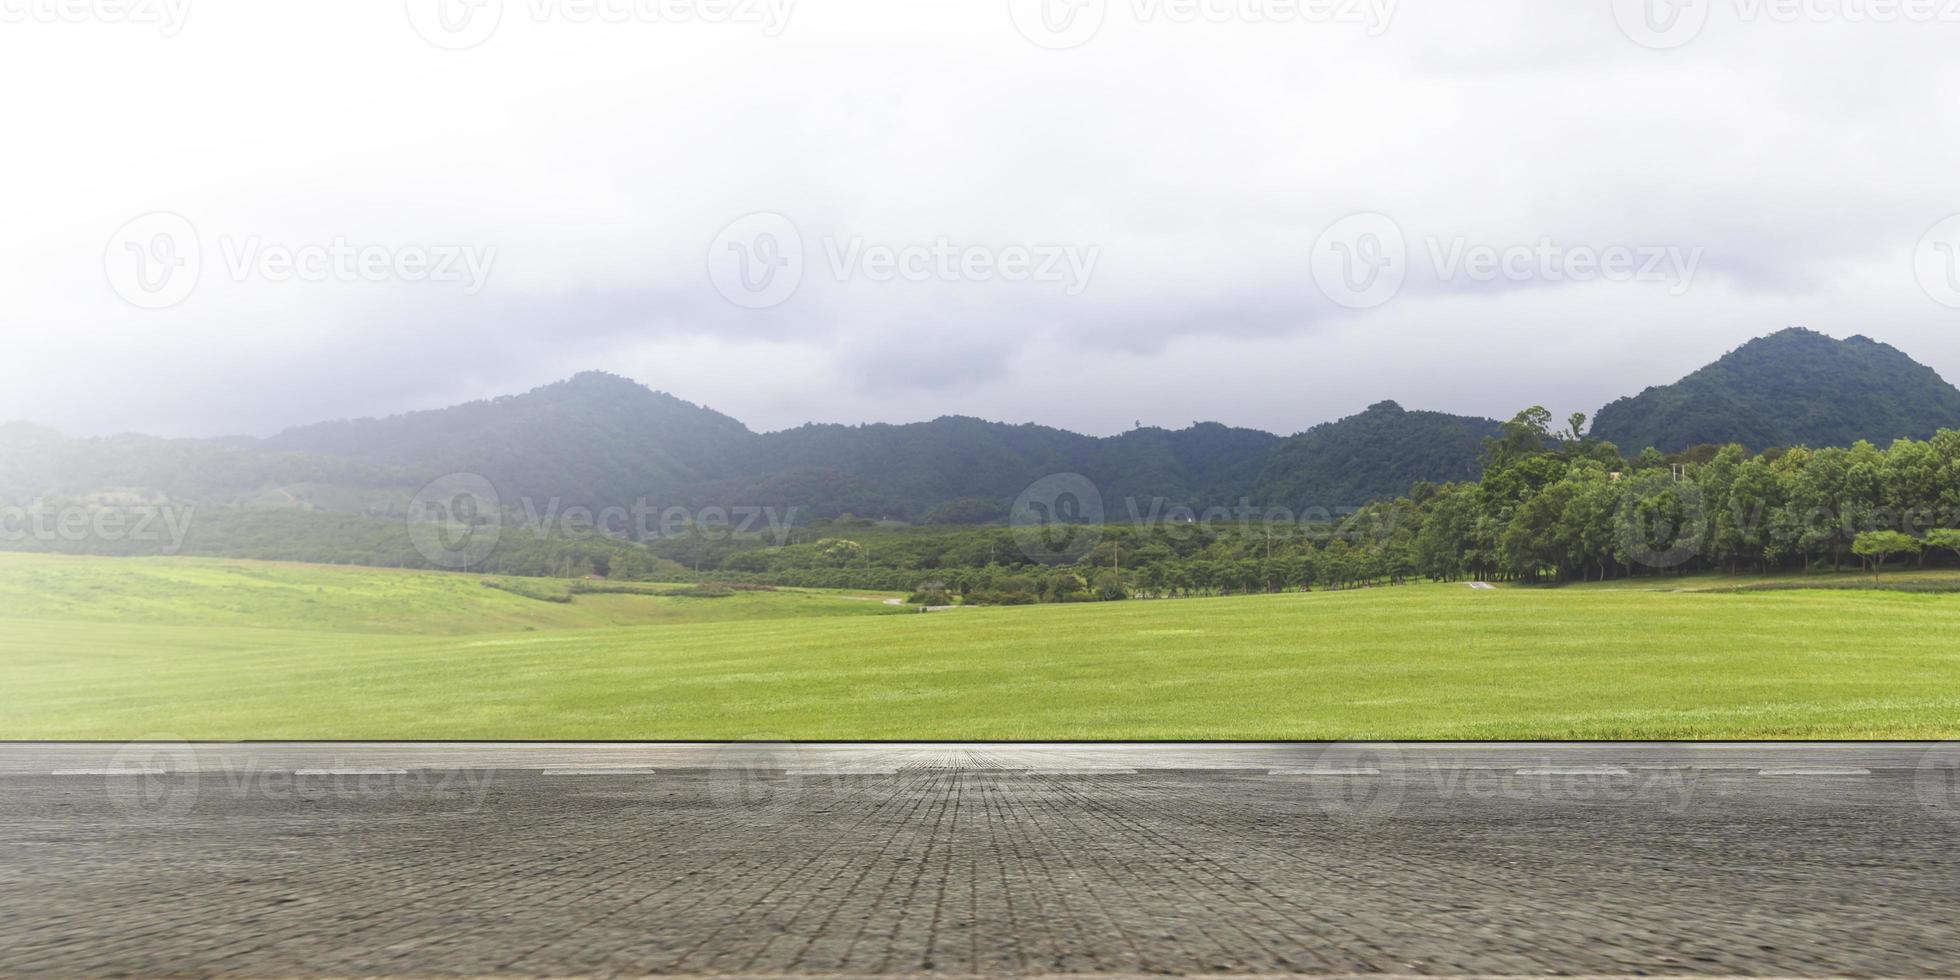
[249,374,1300,517]
[7,328,1959,523]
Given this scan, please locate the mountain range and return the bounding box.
[6,328,1959,522]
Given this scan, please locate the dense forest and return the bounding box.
[10,408,1959,603]
[641,408,1960,602]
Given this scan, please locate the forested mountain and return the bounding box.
[1,376,1293,519]
[9,328,1959,527]
[0,421,404,507]
[1248,401,1499,511]
[713,418,1283,518]
[1591,328,1960,454]
[260,372,753,510]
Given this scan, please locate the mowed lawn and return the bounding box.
[3,554,1959,740]
[0,552,903,634]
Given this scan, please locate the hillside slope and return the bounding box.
[1249,401,1500,509]
[1592,329,1960,453]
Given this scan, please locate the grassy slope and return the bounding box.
[1557,567,1960,593]
[0,552,901,635]
[2,554,1957,740]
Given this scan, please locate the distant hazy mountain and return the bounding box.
[725,417,1282,518]
[260,374,1287,518]
[0,421,402,508]
[10,327,1958,523]
[0,374,1456,519]
[1591,328,1960,453]
[260,372,752,510]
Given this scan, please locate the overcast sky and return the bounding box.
[3,0,1958,439]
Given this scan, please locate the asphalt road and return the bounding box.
[3,742,1959,977]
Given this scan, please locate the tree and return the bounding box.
[1563,412,1589,444]
[907,581,952,606]
[1482,406,1555,471]
[816,538,865,566]
[1724,456,1783,573]
[1923,528,1960,565]
[1851,530,1918,580]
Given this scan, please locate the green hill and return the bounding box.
[1249,401,1499,510]
[1591,328,1960,453]
[260,371,753,511]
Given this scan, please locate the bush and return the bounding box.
[963,589,1036,606]
[481,579,575,603]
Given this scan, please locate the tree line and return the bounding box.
[651,408,1960,602]
[11,407,1959,602]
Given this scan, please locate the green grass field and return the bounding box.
[3,553,1957,740]
[0,553,903,634]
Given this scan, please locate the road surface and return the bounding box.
[3,742,1958,977]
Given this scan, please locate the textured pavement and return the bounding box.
[3,742,1959,977]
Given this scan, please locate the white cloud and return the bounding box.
[2,0,1957,437]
